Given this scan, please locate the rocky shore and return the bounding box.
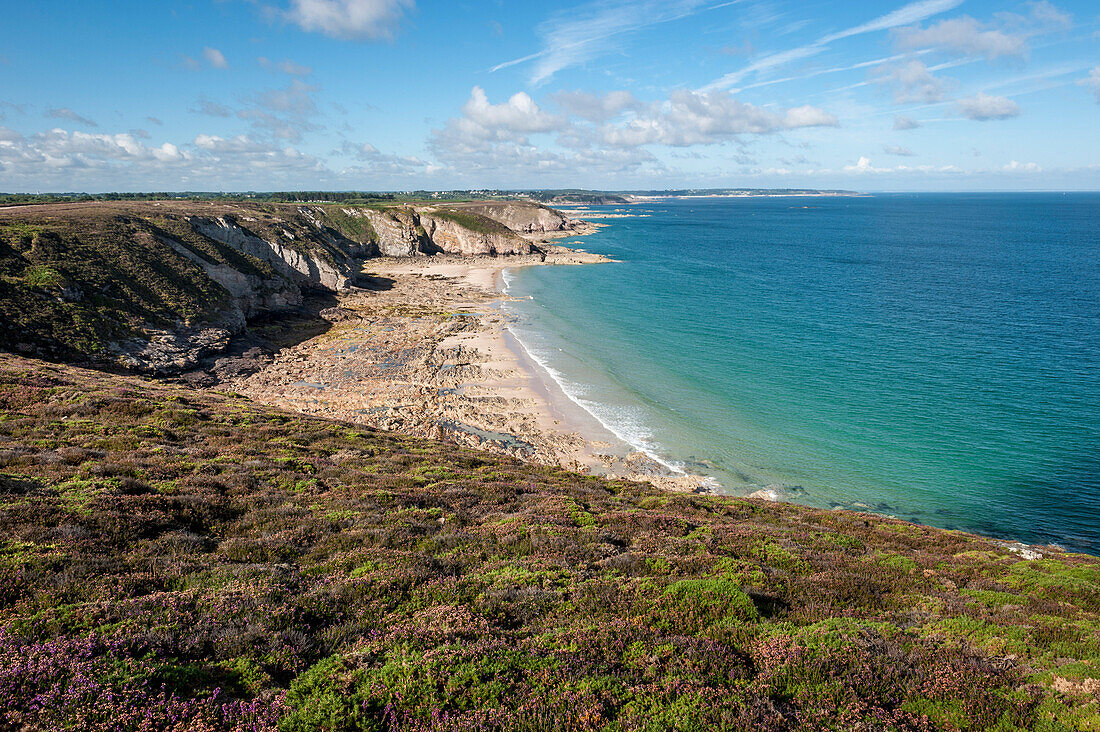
[223,245,716,492]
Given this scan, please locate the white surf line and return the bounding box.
[499,268,688,476]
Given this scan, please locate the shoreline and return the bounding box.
[497,289,703,481]
[225,243,717,493]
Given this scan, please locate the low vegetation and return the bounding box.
[425,208,516,237]
[0,208,243,359]
[1,353,1097,730]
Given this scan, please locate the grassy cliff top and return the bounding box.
[0,353,1097,731]
[0,202,252,359]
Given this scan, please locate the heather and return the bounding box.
[0,354,1097,730]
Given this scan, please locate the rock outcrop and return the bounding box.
[351,208,424,257]
[417,212,534,255]
[189,215,357,291]
[156,233,303,319]
[438,201,578,234]
[347,206,537,257]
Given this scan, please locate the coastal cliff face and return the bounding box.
[343,205,539,257]
[0,199,550,374]
[416,211,533,255]
[189,215,359,291]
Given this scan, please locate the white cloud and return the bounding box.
[884,145,916,156]
[428,88,669,183]
[234,80,324,141]
[279,0,413,41]
[1003,159,1041,172]
[203,47,228,69]
[46,108,98,127]
[0,125,355,190]
[894,17,1028,59]
[843,155,963,175]
[956,92,1020,120]
[878,60,949,102]
[552,90,639,122]
[844,156,890,173]
[893,115,921,130]
[461,86,563,134]
[426,86,838,186]
[1079,66,1100,102]
[194,134,268,153]
[0,129,190,172]
[600,90,837,147]
[783,104,840,128]
[703,45,825,93]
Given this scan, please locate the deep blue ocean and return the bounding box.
[503,194,1100,555]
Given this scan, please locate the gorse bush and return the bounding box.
[0,354,1097,730]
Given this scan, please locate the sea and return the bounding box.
[501,193,1100,555]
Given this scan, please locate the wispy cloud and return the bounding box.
[820,0,964,44]
[878,59,951,102]
[884,144,916,156]
[732,51,932,94]
[203,47,228,69]
[701,0,963,92]
[259,57,314,76]
[492,0,731,86]
[1079,67,1100,103]
[45,108,98,127]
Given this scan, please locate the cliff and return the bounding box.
[0,352,1097,731]
[435,200,580,234]
[0,200,547,374]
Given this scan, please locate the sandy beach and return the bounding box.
[225,244,716,493]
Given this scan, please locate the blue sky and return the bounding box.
[1,0,1098,191]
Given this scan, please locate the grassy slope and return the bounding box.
[0,206,244,358]
[0,354,1097,731]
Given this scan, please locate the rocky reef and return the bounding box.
[0,200,559,374]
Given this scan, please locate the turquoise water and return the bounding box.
[503,194,1100,554]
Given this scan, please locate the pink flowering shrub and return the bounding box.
[0,354,1097,730]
